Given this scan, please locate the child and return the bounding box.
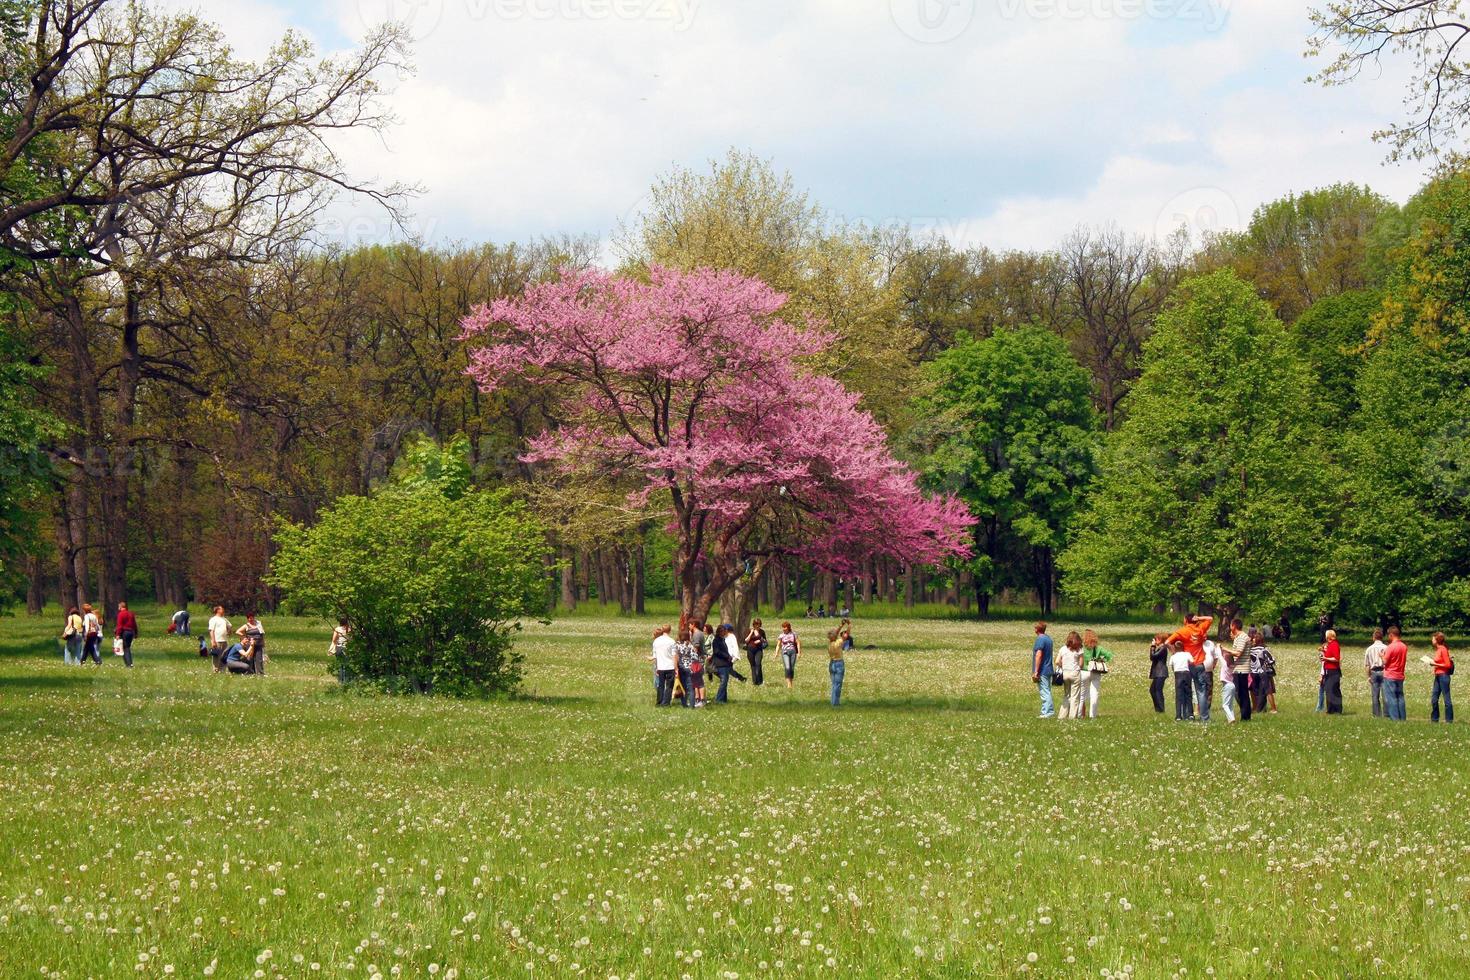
[1148,632,1170,713]
[1171,642,1193,721]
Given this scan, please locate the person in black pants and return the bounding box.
[1171,644,1193,720]
[1229,619,1252,722]
[1148,632,1169,713]
[709,625,735,703]
[745,619,767,687]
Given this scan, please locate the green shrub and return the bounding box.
[270,487,550,696]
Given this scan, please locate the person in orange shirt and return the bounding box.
[1167,614,1214,722]
[1430,632,1454,724]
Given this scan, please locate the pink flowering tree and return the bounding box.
[461,265,973,626]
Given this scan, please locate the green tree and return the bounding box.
[914,326,1099,615]
[0,317,60,611]
[1060,270,1336,625]
[270,479,550,698]
[1290,288,1383,427]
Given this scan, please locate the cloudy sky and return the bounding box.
[179,0,1428,256]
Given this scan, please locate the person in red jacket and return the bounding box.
[1382,627,1408,721]
[1430,631,1454,724]
[114,601,138,668]
[1320,629,1343,714]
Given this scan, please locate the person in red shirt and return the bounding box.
[1320,629,1343,714]
[1167,614,1214,722]
[1430,631,1454,724]
[114,601,138,668]
[1382,627,1408,721]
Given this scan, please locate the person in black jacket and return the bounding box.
[709,624,736,703]
[1148,632,1169,713]
[744,619,768,686]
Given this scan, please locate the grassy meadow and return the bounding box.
[1,606,1467,979]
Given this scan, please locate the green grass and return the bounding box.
[2,607,1466,978]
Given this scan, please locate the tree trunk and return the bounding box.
[559,545,576,610]
[617,548,634,615]
[25,555,45,615]
[904,564,916,609]
[633,537,646,615]
[772,561,786,613]
[860,556,874,605]
[719,557,768,639]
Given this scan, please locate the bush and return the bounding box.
[270,487,550,696]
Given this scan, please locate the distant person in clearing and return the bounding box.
[778,622,800,689]
[207,606,231,673]
[1147,632,1170,714]
[1382,626,1408,721]
[1364,627,1388,718]
[1031,621,1056,719]
[114,601,138,668]
[1429,632,1454,724]
[827,628,846,706]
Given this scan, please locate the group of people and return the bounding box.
[1032,614,1456,723]
[648,617,854,707]
[59,601,138,667]
[200,606,271,675]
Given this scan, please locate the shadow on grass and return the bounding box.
[0,672,91,691]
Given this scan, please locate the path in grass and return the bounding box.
[1,610,1466,978]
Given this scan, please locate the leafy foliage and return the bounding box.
[1060,271,1336,620]
[270,484,550,697]
[913,326,1099,613]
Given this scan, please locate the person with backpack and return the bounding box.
[744,619,767,686]
[1430,632,1454,723]
[1249,629,1277,714]
[1364,628,1388,718]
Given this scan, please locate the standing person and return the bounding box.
[674,627,697,708]
[1215,638,1237,723]
[1249,629,1277,714]
[1382,626,1408,721]
[828,628,846,706]
[1148,632,1169,714]
[80,604,102,665]
[778,622,800,689]
[709,625,735,704]
[113,601,138,668]
[236,612,265,676]
[60,607,83,666]
[1057,631,1085,720]
[1201,640,1220,721]
[1170,642,1194,721]
[207,606,231,673]
[744,619,767,686]
[1364,628,1388,718]
[330,617,352,685]
[1031,622,1056,719]
[1167,614,1213,724]
[688,629,707,708]
[1321,629,1343,714]
[651,626,678,706]
[1229,619,1252,722]
[1430,632,1454,724]
[1080,629,1111,718]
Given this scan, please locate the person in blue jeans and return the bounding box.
[827,629,846,706]
[1031,621,1055,718]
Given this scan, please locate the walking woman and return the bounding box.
[778,622,800,689]
[1249,628,1277,714]
[1058,631,1085,719]
[745,619,767,686]
[1321,629,1343,714]
[60,606,83,666]
[1080,629,1111,718]
[114,601,138,668]
[709,624,735,703]
[1147,632,1169,714]
[1430,632,1454,723]
[80,603,102,665]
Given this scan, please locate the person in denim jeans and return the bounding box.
[1382,627,1408,721]
[1430,632,1454,723]
[61,607,83,666]
[1031,621,1055,718]
[827,629,846,706]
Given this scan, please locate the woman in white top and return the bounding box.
[80,603,103,665]
[1057,631,1085,719]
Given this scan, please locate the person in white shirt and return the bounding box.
[1057,631,1085,719]
[1170,644,1194,721]
[1364,627,1388,718]
[207,606,231,673]
[1209,639,1237,723]
[650,626,678,706]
